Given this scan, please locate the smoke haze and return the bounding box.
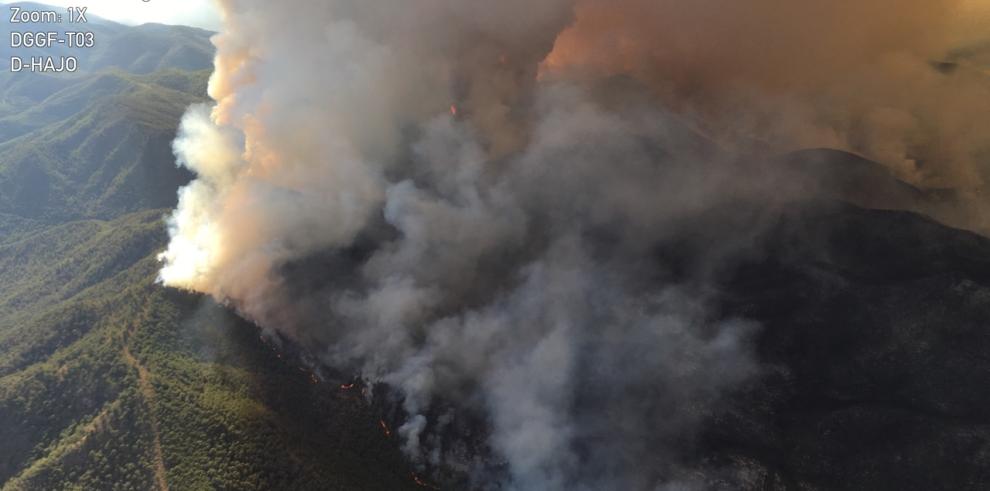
[545,0,990,193]
[158,1,990,488]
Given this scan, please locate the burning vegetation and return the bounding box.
[157,0,990,488]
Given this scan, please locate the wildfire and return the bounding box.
[411,473,440,490]
[260,336,322,384]
[340,383,355,390]
[449,104,458,116]
[379,419,392,438]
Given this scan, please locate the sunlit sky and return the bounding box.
[5,0,221,30]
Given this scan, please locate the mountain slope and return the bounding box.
[693,198,990,489]
[2,4,990,489]
[0,243,418,490]
[0,9,424,490]
[0,70,205,219]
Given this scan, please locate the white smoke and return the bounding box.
[158,0,990,488]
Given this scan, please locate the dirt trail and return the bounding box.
[122,309,170,491]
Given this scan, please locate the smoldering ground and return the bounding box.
[158,1,990,489]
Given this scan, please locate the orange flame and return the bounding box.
[340,383,355,390]
[449,104,458,116]
[412,473,440,490]
[379,419,392,438]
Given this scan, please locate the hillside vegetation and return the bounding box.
[0,6,419,490]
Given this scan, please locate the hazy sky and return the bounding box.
[6,0,221,30]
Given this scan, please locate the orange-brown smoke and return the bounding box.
[544,0,990,198]
[547,0,953,93]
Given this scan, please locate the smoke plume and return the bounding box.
[159,1,990,488]
[544,0,990,194]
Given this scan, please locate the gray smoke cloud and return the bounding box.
[268,85,764,488]
[158,0,990,488]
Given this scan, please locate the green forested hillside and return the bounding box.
[0,226,416,490]
[0,7,417,490]
[0,70,206,219]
